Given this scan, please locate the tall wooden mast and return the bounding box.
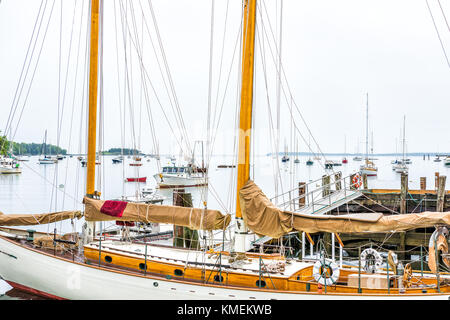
[235,0,257,252]
[86,0,100,197]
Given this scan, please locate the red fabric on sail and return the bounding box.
[100,201,127,218]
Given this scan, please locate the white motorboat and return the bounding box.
[154,165,207,188]
[38,157,55,164]
[444,156,450,166]
[0,157,21,174]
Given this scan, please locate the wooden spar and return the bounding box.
[236,0,257,218]
[235,0,257,253]
[86,0,100,197]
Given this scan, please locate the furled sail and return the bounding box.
[83,197,231,231]
[239,180,450,237]
[0,210,82,226]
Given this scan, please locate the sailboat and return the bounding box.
[342,135,348,164]
[294,137,300,164]
[359,94,378,177]
[0,0,449,300]
[305,135,314,165]
[281,140,289,162]
[393,116,408,174]
[38,130,55,164]
[353,139,363,161]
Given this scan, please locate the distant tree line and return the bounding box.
[0,134,9,156]
[102,148,141,155]
[13,142,67,155]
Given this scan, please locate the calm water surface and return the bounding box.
[1,154,449,299]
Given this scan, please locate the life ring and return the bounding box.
[312,259,340,286]
[352,174,362,189]
[360,248,383,273]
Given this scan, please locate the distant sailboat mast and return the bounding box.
[365,93,369,166]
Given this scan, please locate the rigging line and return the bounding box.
[257,5,284,202]
[57,0,79,151]
[206,19,243,168]
[259,5,301,198]
[119,2,191,163]
[438,0,450,34]
[205,5,245,170]
[129,1,160,171]
[259,1,332,170]
[256,19,284,202]
[211,0,230,138]
[2,0,45,145]
[123,1,138,154]
[137,0,184,149]
[137,2,192,162]
[113,0,126,195]
[276,0,282,189]
[202,0,215,209]
[4,0,50,148]
[58,0,79,210]
[118,0,138,155]
[206,0,215,181]
[123,6,159,172]
[130,4,147,175]
[65,0,86,209]
[146,0,192,156]
[9,0,57,151]
[52,0,65,215]
[426,0,450,69]
[129,1,146,161]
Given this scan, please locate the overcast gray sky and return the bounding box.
[1,0,450,156]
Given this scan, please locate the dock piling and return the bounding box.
[400,173,408,214]
[437,175,447,212]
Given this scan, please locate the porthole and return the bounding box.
[256,280,266,288]
[213,275,224,282]
[153,282,159,287]
[174,269,184,277]
[104,255,112,263]
[139,263,146,270]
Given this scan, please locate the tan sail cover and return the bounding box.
[240,180,450,237]
[0,210,82,226]
[83,197,231,230]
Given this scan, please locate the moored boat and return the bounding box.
[0,158,21,174]
[126,177,147,183]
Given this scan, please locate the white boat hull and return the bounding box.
[0,167,21,174]
[360,168,377,176]
[0,236,448,300]
[39,159,55,164]
[153,174,207,188]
